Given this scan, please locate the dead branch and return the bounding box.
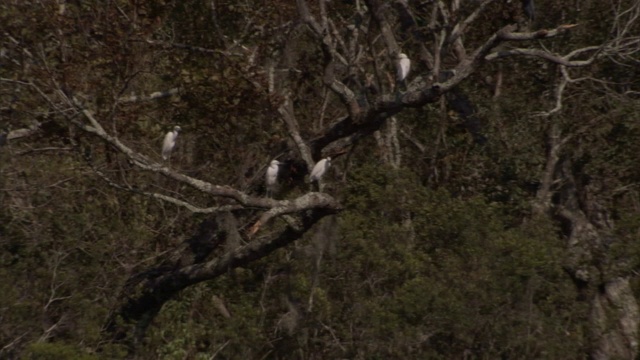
[533,65,570,117]
[67,97,341,234]
[486,47,596,66]
[89,162,243,214]
[532,122,561,217]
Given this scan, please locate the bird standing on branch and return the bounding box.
[310,157,331,192]
[162,126,181,160]
[265,159,281,198]
[396,53,411,85]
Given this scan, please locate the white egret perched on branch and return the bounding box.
[310,157,331,191]
[265,159,281,198]
[396,53,411,83]
[162,126,181,160]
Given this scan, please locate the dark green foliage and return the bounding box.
[310,164,584,358]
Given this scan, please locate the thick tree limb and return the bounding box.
[105,208,336,346]
[248,192,339,237]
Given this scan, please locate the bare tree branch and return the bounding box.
[532,65,570,117]
[68,98,341,234]
[88,162,243,214]
[297,0,358,120]
[532,122,562,217]
[248,192,339,237]
[486,47,595,66]
[278,95,315,166]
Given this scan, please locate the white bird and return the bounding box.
[162,126,181,160]
[265,159,281,198]
[396,53,411,82]
[310,157,331,183]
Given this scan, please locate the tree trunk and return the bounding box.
[555,159,639,359]
[590,277,639,360]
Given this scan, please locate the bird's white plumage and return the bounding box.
[265,159,280,197]
[266,160,280,186]
[162,126,181,160]
[310,157,331,182]
[396,53,411,82]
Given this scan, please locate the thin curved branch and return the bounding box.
[532,65,569,117]
[89,162,243,214]
[498,24,579,40]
